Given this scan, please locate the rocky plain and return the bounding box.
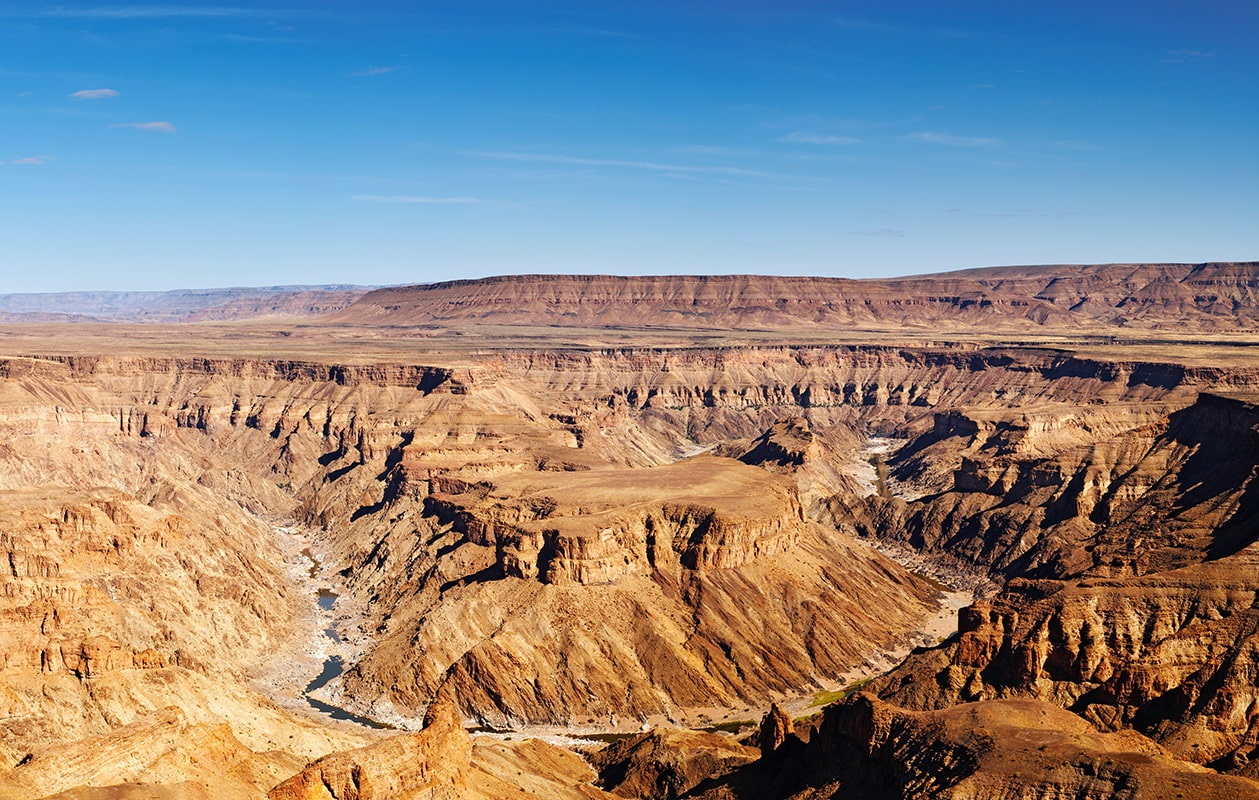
[0,262,1256,799]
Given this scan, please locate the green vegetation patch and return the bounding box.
[702,719,754,735]
[810,678,872,707]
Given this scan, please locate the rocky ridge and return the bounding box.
[330,263,1259,332]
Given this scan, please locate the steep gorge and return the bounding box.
[0,309,1257,796]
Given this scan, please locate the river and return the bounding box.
[291,539,391,729]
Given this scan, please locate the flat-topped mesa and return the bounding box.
[329,263,1259,331]
[428,456,808,584]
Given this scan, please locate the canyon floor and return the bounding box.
[1,264,1258,799]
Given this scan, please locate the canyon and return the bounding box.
[0,263,1256,798]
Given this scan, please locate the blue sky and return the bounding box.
[0,1,1255,292]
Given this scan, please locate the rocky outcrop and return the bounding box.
[0,707,309,800]
[267,695,627,800]
[591,728,758,799]
[268,697,471,800]
[865,545,1259,769]
[757,704,793,756]
[689,694,1259,799]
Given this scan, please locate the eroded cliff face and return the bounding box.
[806,392,1259,770]
[0,488,370,800]
[268,697,472,800]
[862,546,1259,771]
[831,391,1259,581]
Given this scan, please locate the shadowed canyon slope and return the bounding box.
[0,263,1257,798]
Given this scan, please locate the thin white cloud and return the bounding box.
[849,228,904,237]
[833,16,976,40]
[833,16,890,31]
[470,150,769,177]
[112,121,176,133]
[351,195,480,204]
[71,88,120,100]
[904,131,1000,147]
[31,6,291,18]
[779,132,862,145]
[1164,49,1214,63]
[12,156,51,165]
[1052,140,1100,151]
[223,33,320,44]
[350,66,395,77]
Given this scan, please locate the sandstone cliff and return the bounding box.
[591,727,759,799]
[830,391,1259,581]
[863,545,1259,770]
[268,697,471,800]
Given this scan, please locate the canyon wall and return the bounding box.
[0,332,1256,796]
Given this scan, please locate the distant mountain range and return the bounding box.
[0,285,372,322]
[4,262,1256,331]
